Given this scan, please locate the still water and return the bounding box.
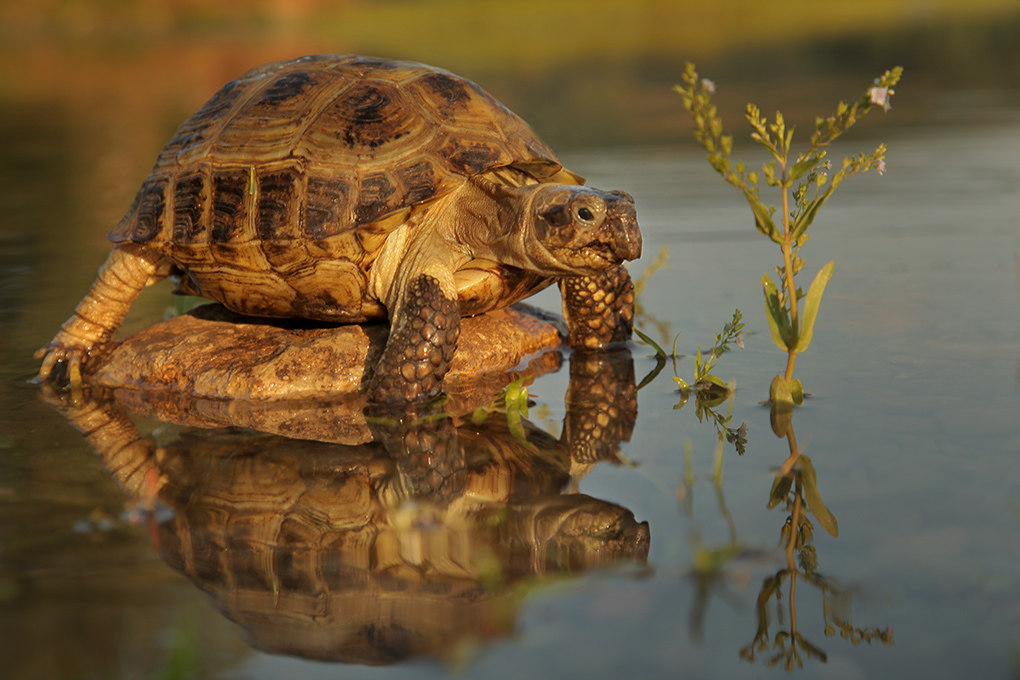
[2,96,1020,680]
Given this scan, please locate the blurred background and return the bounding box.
[3,0,1019,175]
[4,0,1018,314]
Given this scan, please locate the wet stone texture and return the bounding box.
[88,303,563,400]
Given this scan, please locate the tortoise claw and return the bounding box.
[35,334,89,389]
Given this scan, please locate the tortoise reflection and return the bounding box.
[44,349,648,665]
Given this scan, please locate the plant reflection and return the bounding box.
[740,404,894,670]
[680,394,893,669]
[41,350,649,666]
[679,435,758,642]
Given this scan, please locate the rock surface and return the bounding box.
[89,304,564,401]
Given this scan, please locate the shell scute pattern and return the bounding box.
[303,173,352,239]
[172,172,209,244]
[169,80,246,167]
[255,166,300,242]
[209,170,249,244]
[334,81,407,150]
[395,160,438,206]
[132,177,168,243]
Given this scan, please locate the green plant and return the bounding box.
[672,309,745,394]
[676,64,902,405]
[636,311,746,454]
[471,376,534,448]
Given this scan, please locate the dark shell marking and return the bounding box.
[108,55,568,323]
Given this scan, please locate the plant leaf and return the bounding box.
[768,474,793,509]
[797,455,839,537]
[637,355,666,390]
[744,189,780,242]
[791,185,835,242]
[634,327,666,358]
[770,401,793,437]
[700,373,730,391]
[770,374,790,403]
[791,378,804,405]
[795,261,835,354]
[673,389,690,410]
[798,635,829,662]
[761,275,792,351]
[789,153,821,181]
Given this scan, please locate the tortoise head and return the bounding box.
[529,185,642,274]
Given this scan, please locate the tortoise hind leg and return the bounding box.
[367,273,461,403]
[558,264,636,350]
[36,243,167,387]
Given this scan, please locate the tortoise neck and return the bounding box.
[449,174,569,274]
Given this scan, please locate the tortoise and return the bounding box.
[36,54,642,403]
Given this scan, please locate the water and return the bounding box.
[3,19,1020,680]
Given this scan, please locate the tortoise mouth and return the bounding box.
[581,240,621,267]
[549,240,621,273]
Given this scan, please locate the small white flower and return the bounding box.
[702,78,716,94]
[868,86,892,112]
[877,159,886,175]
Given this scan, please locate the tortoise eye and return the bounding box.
[576,207,594,222]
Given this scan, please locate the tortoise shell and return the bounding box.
[108,54,583,323]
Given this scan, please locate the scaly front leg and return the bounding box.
[367,273,461,404]
[36,243,167,387]
[558,264,635,350]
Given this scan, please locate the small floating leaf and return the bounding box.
[790,378,804,405]
[769,389,794,436]
[770,374,792,405]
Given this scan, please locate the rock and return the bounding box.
[89,303,565,401]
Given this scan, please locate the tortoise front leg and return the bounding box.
[367,273,461,403]
[558,264,636,350]
[36,243,166,387]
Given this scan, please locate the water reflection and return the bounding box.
[675,387,896,670]
[40,350,648,665]
[741,408,895,669]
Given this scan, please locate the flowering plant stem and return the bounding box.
[676,64,902,405]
